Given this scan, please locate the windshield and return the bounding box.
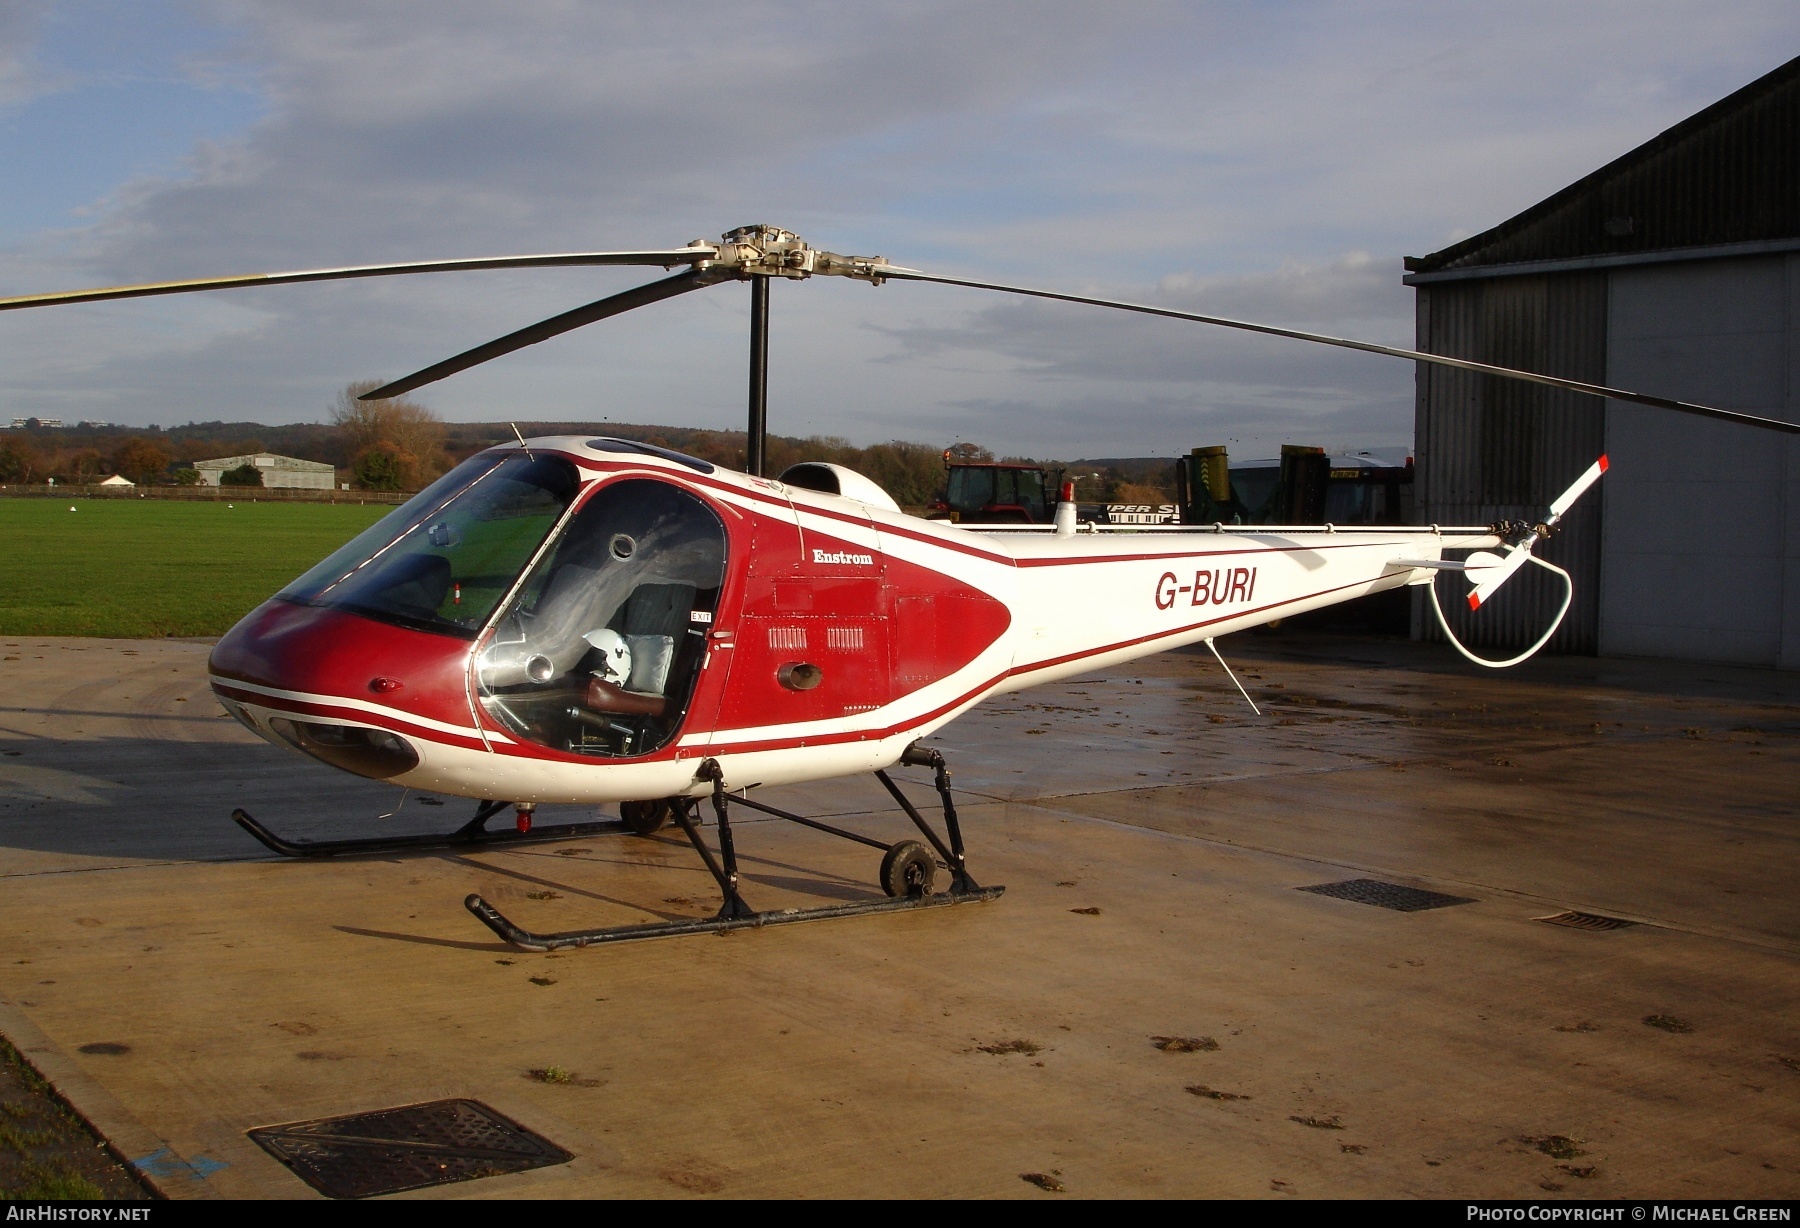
[279,451,580,638]
[1229,466,1280,524]
[1013,469,1046,515]
[476,478,726,756]
[946,467,995,511]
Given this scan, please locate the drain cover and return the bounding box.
[1297,878,1475,912]
[249,1099,571,1199]
[1537,910,1638,931]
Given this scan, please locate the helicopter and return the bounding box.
[6,224,1795,950]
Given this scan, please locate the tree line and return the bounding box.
[2,382,1173,504]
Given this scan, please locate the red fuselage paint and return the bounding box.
[206,439,1508,805]
[211,460,1012,770]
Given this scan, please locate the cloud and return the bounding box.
[0,1,1794,456]
[0,1,52,107]
[859,250,1418,454]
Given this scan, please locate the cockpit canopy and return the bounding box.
[280,450,580,637]
[276,448,728,758]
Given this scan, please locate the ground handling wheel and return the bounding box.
[880,840,938,898]
[619,798,671,836]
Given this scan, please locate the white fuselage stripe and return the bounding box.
[209,675,512,743]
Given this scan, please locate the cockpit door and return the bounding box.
[709,486,892,740]
[471,476,728,760]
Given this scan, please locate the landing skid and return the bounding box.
[465,745,1005,950]
[466,884,1004,950]
[232,800,623,858]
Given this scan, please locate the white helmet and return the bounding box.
[582,628,633,686]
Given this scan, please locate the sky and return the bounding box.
[0,1,1794,460]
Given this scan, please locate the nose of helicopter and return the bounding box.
[209,598,479,780]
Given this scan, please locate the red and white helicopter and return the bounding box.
[7,224,1795,948]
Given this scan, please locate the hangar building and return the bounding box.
[1405,55,1799,669]
[191,452,336,490]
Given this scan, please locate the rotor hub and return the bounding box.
[690,224,892,283]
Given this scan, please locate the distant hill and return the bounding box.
[2,418,1281,505]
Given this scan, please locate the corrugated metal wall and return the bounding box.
[1411,272,1607,652]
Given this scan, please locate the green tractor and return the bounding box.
[1174,444,1413,528]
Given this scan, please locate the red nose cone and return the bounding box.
[210,600,473,735]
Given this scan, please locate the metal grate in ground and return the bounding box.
[1296,878,1475,912]
[248,1098,571,1199]
[1536,910,1639,931]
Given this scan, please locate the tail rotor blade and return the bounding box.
[360,269,722,400]
[1467,452,1612,609]
[1547,454,1609,524]
[1466,546,1534,610]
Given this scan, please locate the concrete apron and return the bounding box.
[0,634,1796,1199]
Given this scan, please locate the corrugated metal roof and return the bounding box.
[1406,55,1800,276]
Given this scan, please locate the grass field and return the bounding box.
[0,497,391,638]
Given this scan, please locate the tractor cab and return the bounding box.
[929,458,1058,524]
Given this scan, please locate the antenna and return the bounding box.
[1205,637,1262,715]
[509,422,533,459]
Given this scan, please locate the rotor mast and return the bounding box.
[694,225,893,477]
[747,276,770,477]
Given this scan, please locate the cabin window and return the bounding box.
[475,478,726,757]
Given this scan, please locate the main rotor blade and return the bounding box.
[0,248,718,313]
[361,268,721,400]
[883,270,1800,435]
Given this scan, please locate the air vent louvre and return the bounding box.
[1536,910,1638,931]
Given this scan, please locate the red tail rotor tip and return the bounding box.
[1598,454,1609,472]
[1467,592,1482,611]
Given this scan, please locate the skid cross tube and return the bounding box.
[681,767,756,921]
[874,770,958,863]
[891,743,978,892]
[723,792,892,851]
[464,749,1003,950]
[232,800,623,858]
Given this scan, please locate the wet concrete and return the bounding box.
[0,631,1796,1198]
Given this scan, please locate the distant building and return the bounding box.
[10,417,64,429]
[190,452,336,490]
[98,475,135,487]
[1405,55,1799,669]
